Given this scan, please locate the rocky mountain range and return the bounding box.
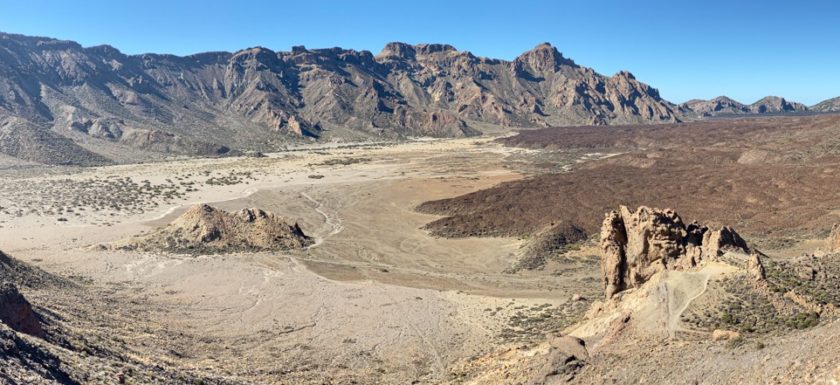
[681,95,809,117]
[0,32,685,165]
[0,32,837,166]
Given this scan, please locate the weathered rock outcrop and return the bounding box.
[0,282,44,338]
[600,206,749,298]
[119,204,312,253]
[827,224,840,252]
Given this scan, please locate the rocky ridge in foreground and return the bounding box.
[600,205,750,298]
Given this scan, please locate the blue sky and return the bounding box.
[1,0,838,104]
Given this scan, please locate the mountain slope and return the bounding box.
[811,97,840,112]
[749,96,808,113]
[682,95,808,117]
[681,96,749,116]
[0,33,681,165]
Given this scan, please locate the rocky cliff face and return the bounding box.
[0,33,681,165]
[600,206,749,298]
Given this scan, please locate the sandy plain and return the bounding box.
[0,136,602,384]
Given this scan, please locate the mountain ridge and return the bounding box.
[2,31,830,167]
[681,95,809,117]
[0,32,681,165]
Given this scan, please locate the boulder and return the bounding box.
[548,335,589,360]
[711,329,740,341]
[0,282,44,338]
[531,335,589,385]
[600,206,749,298]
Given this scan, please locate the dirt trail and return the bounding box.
[665,271,712,337]
[300,191,344,249]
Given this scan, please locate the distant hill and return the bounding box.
[682,96,750,116]
[749,96,808,114]
[811,97,840,112]
[0,33,682,165]
[682,95,808,117]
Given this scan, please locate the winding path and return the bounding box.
[300,191,344,249]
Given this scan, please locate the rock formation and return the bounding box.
[747,252,766,281]
[600,206,749,298]
[0,33,682,165]
[119,204,312,253]
[827,224,840,252]
[0,282,44,338]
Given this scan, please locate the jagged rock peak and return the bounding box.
[600,205,749,298]
[414,43,457,55]
[613,70,636,80]
[514,42,577,72]
[377,42,416,59]
[377,42,458,59]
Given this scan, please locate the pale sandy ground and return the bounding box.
[3,136,840,384]
[0,137,593,383]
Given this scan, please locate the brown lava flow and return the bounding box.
[418,114,840,245]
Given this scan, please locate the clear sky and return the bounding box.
[1,0,838,105]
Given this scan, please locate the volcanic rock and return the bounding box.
[0,282,44,338]
[119,204,312,253]
[827,224,840,252]
[599,206,749,298]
